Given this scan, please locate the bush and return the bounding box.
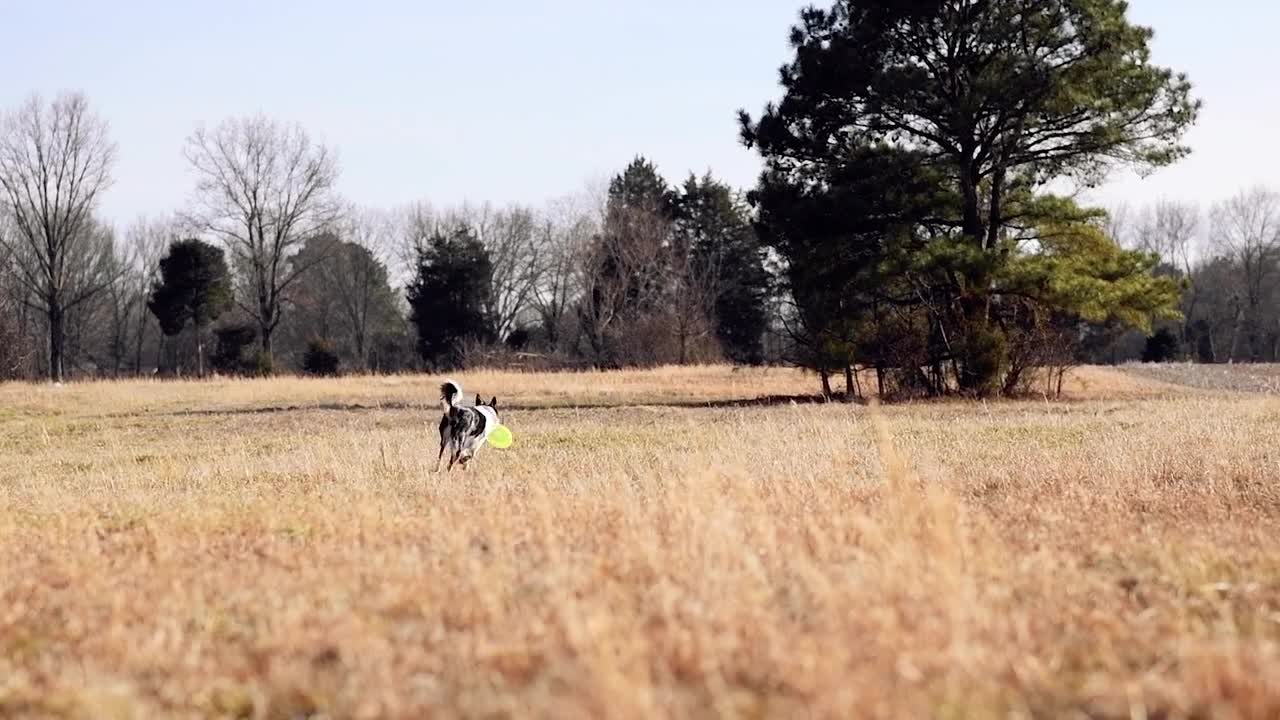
[1142,328,1182,363]
[211,324,257,375]
[250,351,274,377]
[302,338,340,376]
[958,324,1008,397]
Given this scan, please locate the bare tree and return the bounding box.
[0,93,117,381]
[0,215,38,378]
[318,207,399,370]
[533,195,595,353]
[1133,201,1201,353]
[184,115,341,363]
[98,217,172,376]
[1209,187,1280,362]
[666,232,721,364]
[469,204,543,341]
[576,202,670,367]
[123,216,174,372]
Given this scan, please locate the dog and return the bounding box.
[436,380,500,472]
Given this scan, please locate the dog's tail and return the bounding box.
[440,380,463,410]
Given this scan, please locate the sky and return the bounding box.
[2,0,1278,231]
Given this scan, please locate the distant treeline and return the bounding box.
[2,2,1270,397]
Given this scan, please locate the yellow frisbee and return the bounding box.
[488,424,513,449]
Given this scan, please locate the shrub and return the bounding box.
[211,324,257,375]
[1142,328,1182,363]
[302,338,340,376]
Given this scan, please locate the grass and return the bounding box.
[0,365,1277,718]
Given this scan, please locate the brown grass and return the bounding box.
[1,365,1277,718]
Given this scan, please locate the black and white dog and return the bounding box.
[436,380,500,472]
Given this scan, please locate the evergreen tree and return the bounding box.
[147,238,232,377]
[406,227,493,370]
[672,174,770,365]
[742,0,1199,395]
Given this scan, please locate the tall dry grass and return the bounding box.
[0,365,1277,718]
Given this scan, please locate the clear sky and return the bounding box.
[3,0,1277,229]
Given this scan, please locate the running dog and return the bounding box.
[436,380,500,472]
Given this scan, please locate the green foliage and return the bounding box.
[147,239,232,337]
[407,227,494,370]
[672,173,771,364]
[211,324,257,375]
[1002,210,1185,333]
[251,350,274,377]
[742,0,1199,395]
[609,156,674,212]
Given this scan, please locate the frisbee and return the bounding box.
[488,424,514,449]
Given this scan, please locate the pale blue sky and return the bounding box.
[2,1,1277,229]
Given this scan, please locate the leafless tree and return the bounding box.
[666,232,721,364]
[533,195,595,353]
[97,217,172,375]
[124,216,175,371]
[0,93,117,381]
[1209,186,1280,361]
[576,201,670,367]
[184,115,341,362]
[469,204,543,341]
[1133,201,1201,352]
[0,215,39,378]
[323,207,399,369]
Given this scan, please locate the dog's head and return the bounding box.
[478,395,499,421]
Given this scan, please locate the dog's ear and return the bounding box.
[489,396,498,408]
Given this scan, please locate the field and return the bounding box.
[1,365,1278,719]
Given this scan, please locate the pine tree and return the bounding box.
[406,227,494,370]
[147,238,232,377]
[742,0,1199,395]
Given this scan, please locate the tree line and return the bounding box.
[2,1,1274,397]
[0,99,772,381]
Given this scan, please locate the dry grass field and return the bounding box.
[1,365,1278,719]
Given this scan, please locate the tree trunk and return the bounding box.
[354,328,367,372]
[1228,305,1245,362]
[134,322,147,375]
[196,327,205,378]
[819,370,832,399]
[844,364,855,399]
[48,303,66,383]
[1247,300,1261,362]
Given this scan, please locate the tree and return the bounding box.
[741,0,1199,394]
[184,115,341,364]
[124,217,177,372]
[468,204,544,342]
[1209,187,1280,362]
[289,214,401,371]
[0,215,39,378]
[673,174,771,364]
[0,92,117,382]
[577,158,675,367]
[211,323,258,376]
[1132,201,1202,354]
[147,239,233,377]
[532,195,595,354]
[406,227,493,369]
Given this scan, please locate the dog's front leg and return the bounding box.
[435,442,446,473]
